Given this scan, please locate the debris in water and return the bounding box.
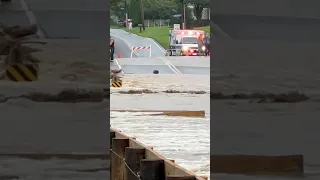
[0,89,108,103]
[210,91,309,103]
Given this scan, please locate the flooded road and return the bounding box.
[111,31,210,178]
[111,93,210,178]
[1,0,108,178]
[211,38,320,179]
[0,158,109,180]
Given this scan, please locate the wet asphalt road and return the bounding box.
[110,29,210,75]
[111,29,165,57]
[113,56,210,75]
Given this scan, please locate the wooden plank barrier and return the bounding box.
[211,154,304,175]
[110,110,205,118]
[110,127,207,180]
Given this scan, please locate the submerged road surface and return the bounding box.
[1,1,109,179]
[1,0,108,152]
[211,13,320,179]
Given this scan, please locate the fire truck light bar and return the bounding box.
[176,30,203,36]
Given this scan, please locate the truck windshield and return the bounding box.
[181,37,198,44]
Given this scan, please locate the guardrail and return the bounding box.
[110,127,207,180]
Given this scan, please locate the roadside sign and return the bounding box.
[173,24,180,30]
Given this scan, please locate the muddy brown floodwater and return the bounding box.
[111,93,210,178]
[0,158,109,180]
[211,40,320,179]
[111,74,210,178]
[0,39,109,179]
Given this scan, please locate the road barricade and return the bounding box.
[130,45,152,58]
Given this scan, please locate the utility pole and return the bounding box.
[180,0,187,29]
[183,3,186,29]
[125,0,128,27]
[140,0,145,30]
[180,0,184,29]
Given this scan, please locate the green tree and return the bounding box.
[144,0,178,20]
[186,0,209,23]
[110,0,125,20]
[128,0,142,26]
[117,0,199,27]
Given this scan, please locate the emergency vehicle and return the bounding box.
[167,29,205,56]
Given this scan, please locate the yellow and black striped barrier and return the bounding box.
[6,64,38,82]
[111,81,122,88]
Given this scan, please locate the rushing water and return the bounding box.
[111,93,210,178]
[211,34,320,179]
[0,158,109,180]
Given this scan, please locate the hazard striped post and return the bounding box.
[130,45,152,58]
[6,63,39,82]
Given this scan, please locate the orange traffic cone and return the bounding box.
[117,52,122,58]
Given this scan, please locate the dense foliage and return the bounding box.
[110,0,209,26]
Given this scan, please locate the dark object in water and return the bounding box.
[210,91,309,103]
[153,70,159,74]
[0,89,106,103]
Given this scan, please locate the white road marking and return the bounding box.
[110,31,141,57]
[112,29,166,57]
[113,58,123,73]
[147,37,166,53]
[111,30,181,74]
[20,0,44,38]
[158,57,182,74]
[110,32,134,74]
[110,32,137,74]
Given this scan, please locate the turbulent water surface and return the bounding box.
[211,14,320,179]
[0,158,109,180]
[111,93,210,178]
